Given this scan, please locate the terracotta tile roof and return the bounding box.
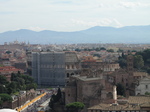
[88,104,127,110]
[128,96,150,104]
[88,103,141,110]
[124,105,140,110]
[140,102,150,107]
[88,96,150,111]
[133,72,148,77]
[0,66,23,72]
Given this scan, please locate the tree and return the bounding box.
[66,102,85,112]
[14,77,25,85]
[134,55,144,70]
[11,73,17,81]
[117,49,123,52]
[118,57,127,68]
[0,75,9,85]
[136,49,150,65]
[100,47,106,50]
[0,94,12,108]
[6,82,17,94]
[11,73,36,92]
[84,48,88,51]
[56,88,62,101]
[145,92,150,95]
[26,83,37,90]
[95,47,100,51]
[49,88,62,110]
[75,48,81,52]
[0,94,12,102]
[121,52,125,59]
[21,75,34,84]
[0,99,3,109]
[0,85,7,94]
[5,50,11,54]
[107,49,114,52]
[118,53,127,68]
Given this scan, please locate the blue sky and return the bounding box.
[0,0,150,32]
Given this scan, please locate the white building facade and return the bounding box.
[135,77,150,95]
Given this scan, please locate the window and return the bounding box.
[72,65,74,69]
[146,85,148,89]
[67,73,69,77]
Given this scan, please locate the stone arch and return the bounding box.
[72,65,74,69]
[71,73,74,75]
[66,65,69,69]
[137,93,140,95]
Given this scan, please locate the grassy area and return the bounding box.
[13,92,19,95]
[47,88,52,90]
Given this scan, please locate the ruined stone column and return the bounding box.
[113,85,117,104]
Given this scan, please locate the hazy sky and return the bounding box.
[0,0,150,32]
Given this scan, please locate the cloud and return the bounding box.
[71,18,123,28]
[50,1,73,4]
[119,2,150,8]
[0,11,14,15]
[0,0,11,2]
[0,0,150,33]
[27,27,46,31]
[98,3,104,8]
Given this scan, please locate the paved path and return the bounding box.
[17,93,46,112]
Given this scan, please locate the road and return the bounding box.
[17,90,54,112]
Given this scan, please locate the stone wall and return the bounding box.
[32,52,66,86]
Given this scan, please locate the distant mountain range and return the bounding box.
[0,25,150,44]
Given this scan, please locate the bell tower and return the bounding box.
[127,55,134,75]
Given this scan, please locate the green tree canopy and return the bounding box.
[10,73,37,93]
[26,83,37,90]
[5,50,12,54]
[75,48,81,52]
[0,94,12,102]
[136,49,150,65]
[107,49,114,52]
[95,47,100,51]
[145,92,150,95]
[100,47,106,50]
[0,85,7,94]
[66,102,85,112]
[0,75,9,85]
[6,81,17,94]
[56,88,62,100]
[49,88,62,110]
[118,55,127,68]
[134,55,144,70]
[117,49,123,52]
